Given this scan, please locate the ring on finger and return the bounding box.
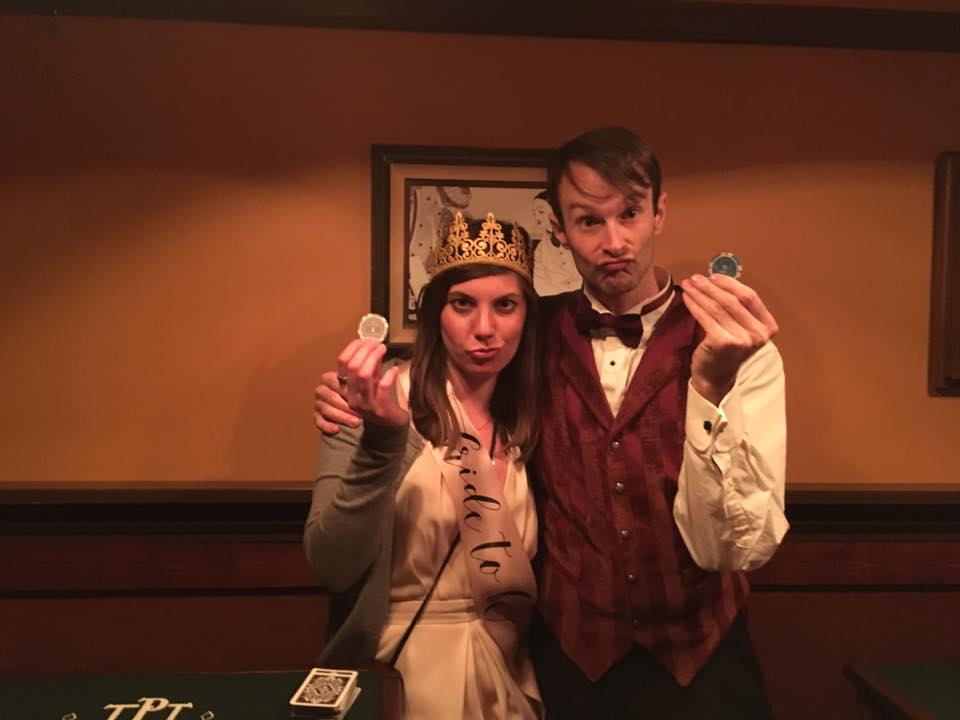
[337,375,349,386]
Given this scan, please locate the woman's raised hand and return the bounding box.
[336,339,409,428]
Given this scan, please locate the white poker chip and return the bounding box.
[708,252,742,279]
[357,313,389,342]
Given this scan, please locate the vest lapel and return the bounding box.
[610,293,699,437]
[554,294,614,429]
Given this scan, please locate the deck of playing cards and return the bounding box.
[289,668,361,718]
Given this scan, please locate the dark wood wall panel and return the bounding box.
[1,487,957,718]
[751,535,960,589]
[750,592,960,720]
[2,538,316,593]
[0,593,328,674]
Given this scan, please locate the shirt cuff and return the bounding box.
[685,380,745,454]
[358,420,410,455]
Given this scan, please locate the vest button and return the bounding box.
[614,481,625,494]
[626,572,636,583]
[611,439,622,451]
[631,617,641,629]
[620,529,631,540]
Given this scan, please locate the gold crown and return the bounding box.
[432,211,532,280]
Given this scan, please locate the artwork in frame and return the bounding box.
[371,145,582,348]
[929,152,960,396]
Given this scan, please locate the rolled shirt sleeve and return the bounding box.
[673,340,789,572]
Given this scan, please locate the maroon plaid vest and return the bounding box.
[534,290,749,685]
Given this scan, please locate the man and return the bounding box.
[315,127,787,718]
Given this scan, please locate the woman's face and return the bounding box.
[440,272,527,382]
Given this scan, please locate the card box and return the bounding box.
[289,668,361,718]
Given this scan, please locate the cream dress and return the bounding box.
[374,383,542,719]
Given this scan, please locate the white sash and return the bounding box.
[398,367,537,668]
[433,404,537,669]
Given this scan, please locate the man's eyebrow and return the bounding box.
[565,202,601,212]
[565,192,648,213]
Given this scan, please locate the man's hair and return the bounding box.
[546,126,662,230]
[408,241,540,461]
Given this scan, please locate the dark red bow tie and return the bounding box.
[574,303,645,348]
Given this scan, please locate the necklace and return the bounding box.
[473,416,493,431]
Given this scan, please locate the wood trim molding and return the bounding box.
[2,485,958,596]
[0,539,320,594]
[2,484,959,535]
[750,535,960,591]
[2,1,959,53]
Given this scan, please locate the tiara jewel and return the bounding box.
[432,211,532,280]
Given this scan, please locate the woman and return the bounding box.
[304,211,543,719]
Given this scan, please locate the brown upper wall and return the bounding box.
[1,15,959,487]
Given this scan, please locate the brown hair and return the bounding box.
[408,253,540,461]
[547,126,662,230]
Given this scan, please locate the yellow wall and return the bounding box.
[1,14,959,486]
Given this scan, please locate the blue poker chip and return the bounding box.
[708,252,742,279]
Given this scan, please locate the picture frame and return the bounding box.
[371,144,571,348]
[929,152,960,396]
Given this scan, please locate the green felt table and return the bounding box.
[0,670,394,720]
[844,660,960,720]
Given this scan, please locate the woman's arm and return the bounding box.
[303,420,410,593]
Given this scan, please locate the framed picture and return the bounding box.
[929,152,960,396]
[371,144,581,348]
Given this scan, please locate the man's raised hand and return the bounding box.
[680,273,778,406]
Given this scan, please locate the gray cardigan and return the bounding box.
[303,419,425,664]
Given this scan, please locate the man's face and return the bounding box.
[553,161,666,312]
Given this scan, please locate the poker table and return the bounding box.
[844,659,960,720]
[0,668,401,720]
